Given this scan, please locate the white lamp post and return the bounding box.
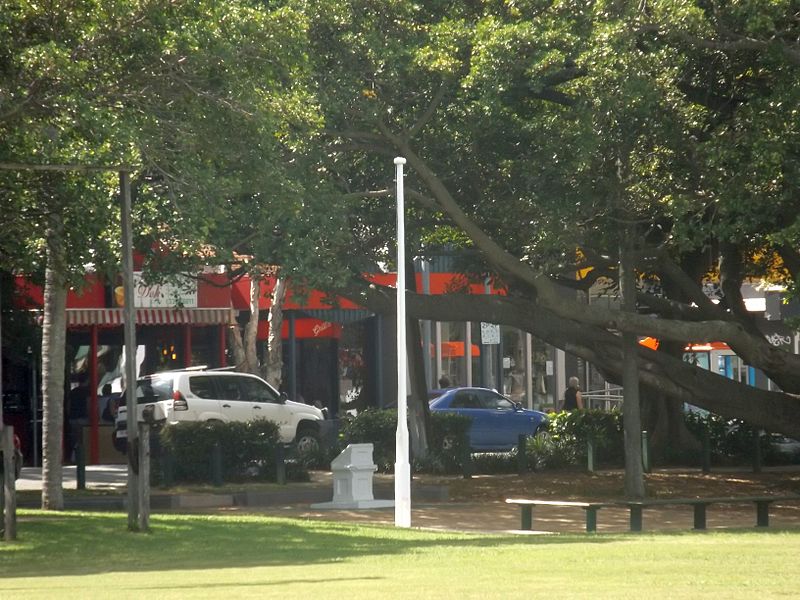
[393,156,411,528]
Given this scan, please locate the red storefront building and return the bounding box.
[8,260,549,465]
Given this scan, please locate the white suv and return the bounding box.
[114,370,327,453]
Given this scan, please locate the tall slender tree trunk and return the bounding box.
[265,276,286,388]
[405,259,430,459]
[228,274,261,376]
[41,213,67,510]
[620,238,646,499]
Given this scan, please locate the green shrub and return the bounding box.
[338,409,398,472]
[469,451,519,474]
[684,411,787,465]
[528,410,624,470]
[525,432,581,470]
[338,409,471,474]
[156,419,294,484]
[423,412,472,474]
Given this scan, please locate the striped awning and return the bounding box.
[66,308,233,327]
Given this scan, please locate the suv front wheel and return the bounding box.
[294,425,320,455]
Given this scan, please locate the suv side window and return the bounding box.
[189,377,217,399]
[239,377,280,403]
[136,376,173,405]
[214,376,241,401]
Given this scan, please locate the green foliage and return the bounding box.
[337,409,398,472]
[684,411,794,465]
[420,412,472,474]
[468,451,519,474]
[156,419,299,484]
[528,410,624,470]
[525,432,582,470]
[337,409,471,474]
[1,0,318,282]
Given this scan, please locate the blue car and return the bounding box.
[429,387,548,451]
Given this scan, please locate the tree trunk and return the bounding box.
[643,392,701,461]
[406,314,431,459]
[405,259,430,459]
[41,213,67,510]
[620,239,646,498]
[641,342,701,460]
[228,275,261,376]
[242,275,260,376]
[265,276,287,388]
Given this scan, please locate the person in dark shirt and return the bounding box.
[563,376,584,411]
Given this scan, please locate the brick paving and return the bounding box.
[233,498,800,534]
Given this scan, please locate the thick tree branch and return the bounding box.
[377,140,800,389]
[347,280,800,438]
[406,83,448,140]
[640,24,800,66]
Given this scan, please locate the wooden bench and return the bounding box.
[505,499,614,532]
[618,496,800,532]
[506,495,800,533]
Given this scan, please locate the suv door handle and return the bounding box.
[222,403,231,408]
[253,405,262,410]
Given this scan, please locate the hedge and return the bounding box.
[154,419,308,484]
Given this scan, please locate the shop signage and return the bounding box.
[132,273,198,308]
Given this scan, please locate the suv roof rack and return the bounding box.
[141,365,240,377]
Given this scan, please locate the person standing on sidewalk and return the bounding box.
[562,376,584,411]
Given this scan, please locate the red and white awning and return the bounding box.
[65,308,233,327]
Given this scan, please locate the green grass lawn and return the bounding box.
[1,510,798,599]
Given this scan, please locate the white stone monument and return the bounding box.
[311,443,394,510]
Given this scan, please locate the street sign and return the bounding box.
[480,322,500,345]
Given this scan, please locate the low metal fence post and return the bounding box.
[461,444,472,479]
[517,434,527,475]
[210,442,223,487]
[76,431,86,490]
[752,429,763,474]
[275,444,286,485]
[701,428,711,473]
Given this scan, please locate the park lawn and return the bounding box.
[1,510,798,599]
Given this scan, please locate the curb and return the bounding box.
[16,483,449,511]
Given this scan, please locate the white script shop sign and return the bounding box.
[132,273,197,308]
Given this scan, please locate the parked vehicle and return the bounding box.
[429,386,548,451]
[114,369,327,454]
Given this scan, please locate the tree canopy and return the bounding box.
[2,0,800,445]
[292,0,800,438]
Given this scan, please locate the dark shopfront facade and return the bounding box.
[9,266,558,466]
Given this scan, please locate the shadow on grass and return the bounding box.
[0,509,652,578]
[5,510,799,581]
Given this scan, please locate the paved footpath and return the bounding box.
[15,466,800,534]
[233,498,800,535]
